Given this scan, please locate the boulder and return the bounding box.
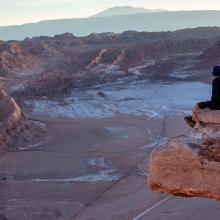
[148,106,220,201]
[0,89,44,153]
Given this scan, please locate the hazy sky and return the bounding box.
[1,0,220,26]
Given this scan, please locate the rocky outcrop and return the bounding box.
[148,106,220,201]
[0,41,38,76]
[0,89,44,153]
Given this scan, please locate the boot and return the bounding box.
[184,116,196,128]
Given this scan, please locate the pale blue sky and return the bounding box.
[0,0,220,26]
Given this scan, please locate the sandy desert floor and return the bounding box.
[1,114,220,220]
[1,80,220,220]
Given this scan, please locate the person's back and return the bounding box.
[198,66,220,110]
[210,75,220,109]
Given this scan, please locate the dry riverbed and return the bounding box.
[1,80,220,219]
[0,114,219,220]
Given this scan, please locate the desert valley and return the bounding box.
[1,5,220,218]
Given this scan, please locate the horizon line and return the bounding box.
[1,8,220,27]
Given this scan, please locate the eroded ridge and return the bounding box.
[0,88,44,153]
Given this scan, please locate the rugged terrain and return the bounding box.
[0,27,220,99]
[0,28,220,219]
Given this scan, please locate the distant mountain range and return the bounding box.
[1,7,220,40]
[93,6,167,17]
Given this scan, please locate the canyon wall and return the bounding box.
[0,27,220,97]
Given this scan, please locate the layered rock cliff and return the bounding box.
[148,106,220,201]
[0,27,220,97]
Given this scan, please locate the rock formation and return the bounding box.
[0,27,220,97]
[0,88,44,153]
[148,105,220,201]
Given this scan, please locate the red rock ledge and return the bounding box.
[148,105,220,201]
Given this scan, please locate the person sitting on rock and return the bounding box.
[185,65,220,127]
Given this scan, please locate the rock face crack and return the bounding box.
[199,144,220,163]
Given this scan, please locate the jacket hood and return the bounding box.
[213,65,220,77]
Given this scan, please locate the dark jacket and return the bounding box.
[199,76,220,110]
